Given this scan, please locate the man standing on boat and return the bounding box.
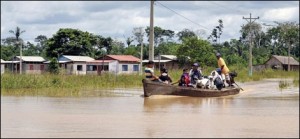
[189,63,203,88]
[144,60,161,82]
[216,53,232,87]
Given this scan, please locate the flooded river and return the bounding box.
[1,79,299,138]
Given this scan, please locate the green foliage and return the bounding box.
[1,44,18,60]
[155,42,179,56]
[48,58,59,74]
[176,29,197,41]
[145,26,175,46]
[45,28,95,58]
[176,37,215,67]
[1,23,299,70]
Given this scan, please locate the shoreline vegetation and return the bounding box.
[1,66,299,97]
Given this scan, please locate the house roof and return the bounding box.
[16,56,46,62]
[271,55,299,65]
[106,55,140,62]
[159,55,177,60]
[142,60,172,63]
[86,60,115,64]
[62,55,95,62]
[1,59,5,63]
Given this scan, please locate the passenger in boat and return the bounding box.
[171,68,190,87]
[159,68,173,84]
[144,60,161,82]
[216,53,232,87]
[189,63,203,87]
[214,68,225,90]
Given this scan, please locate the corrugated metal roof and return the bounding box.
[16,56,46,62]
[62,55,95,62]
[160,55,177,60]
[106,55,140,62]
[272,55,299,65]
[2,61,20,63]
[142,60,172,63]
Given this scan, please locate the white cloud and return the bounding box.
[1,1,299,45]
[262,7,299,22]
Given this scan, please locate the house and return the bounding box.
[143,55,180,70]
[1,59,5,74]
[58,55,95,75]
[95,55,140,74]
[86,60,116,75]
[6,56,47,74]
[254,55,299,71]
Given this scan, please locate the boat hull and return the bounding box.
[142,79,240,97]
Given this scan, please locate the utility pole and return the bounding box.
[243,13,259,76]
[19,41,22,74]
[139,27,144,75]
[288,38,291,71]
[149,0,154,61]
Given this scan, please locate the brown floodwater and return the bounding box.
[1,79,299,138]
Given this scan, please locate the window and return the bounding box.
[29,65,34,70]
[103,65,109,71]
[40,65,44,70]
[122,65,128,71]
[87,65,97,71]
[77,65,83,71]
[133,65,139,71]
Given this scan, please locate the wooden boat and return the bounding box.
[142,79,240,97]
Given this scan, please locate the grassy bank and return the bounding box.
[1,67,299,96]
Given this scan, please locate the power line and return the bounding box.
[155,1,211,31]
[208,1,247,15]
[208,1,288,24]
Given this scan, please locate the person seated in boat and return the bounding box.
[144,60,161,82]
[214,68,225,90]
[159,68,173,84]
[171,68,190,87]
[189,63,203,87]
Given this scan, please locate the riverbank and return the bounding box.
[1,68,299,96]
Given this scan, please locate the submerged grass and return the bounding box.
[1,73,144,96]
[278,80,290,91]
[1,66,299,96]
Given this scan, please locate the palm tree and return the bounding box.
[9,26,25,74]
[9,26,25,41]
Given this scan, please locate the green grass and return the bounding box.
[1,66,299,96]
[278,80,290,90]
[1,72,144,96]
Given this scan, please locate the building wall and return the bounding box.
[71,62,87,75]
[1,64,4,74]
[253,64,266,71]
[23,63,48,74]
[265,58,283,70]
[283,65,299,71]
[109,61,118,74]
[117,62,140,74]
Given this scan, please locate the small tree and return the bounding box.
[48,57,59,74]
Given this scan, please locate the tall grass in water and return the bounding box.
[278,80,290,91]
[1,66,298,96]
[1,73,144,96]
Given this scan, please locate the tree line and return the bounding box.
[1,20,299,68]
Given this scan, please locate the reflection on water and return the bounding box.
[1,79,299,138]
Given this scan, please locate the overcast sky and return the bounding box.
[1,1,299,45]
